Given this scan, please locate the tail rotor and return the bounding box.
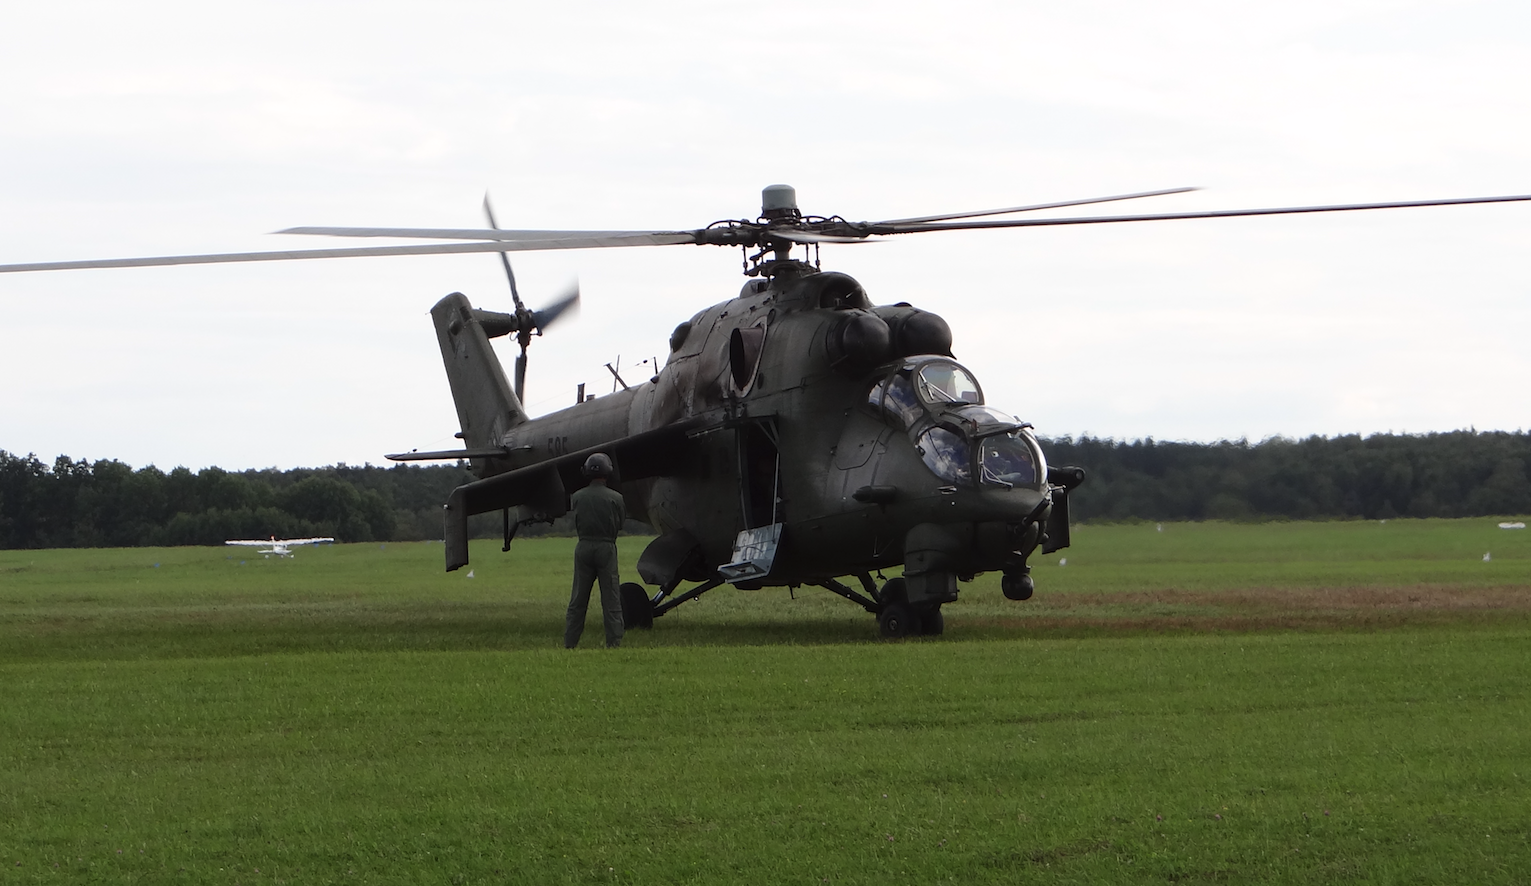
[483,194,581,404]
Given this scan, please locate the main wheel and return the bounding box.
[878,601,920,639]
[620,582,654,629]
[917,605,945,636]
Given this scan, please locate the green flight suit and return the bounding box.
[565,481,627,648]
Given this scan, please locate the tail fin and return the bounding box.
[431,292,528,450]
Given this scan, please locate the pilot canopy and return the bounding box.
[866,357,1046,490]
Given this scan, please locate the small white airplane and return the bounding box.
[225,536,335,558]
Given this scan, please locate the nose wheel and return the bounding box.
[876,601,946,638]
[875,577,945,638]
[877,601,917,638]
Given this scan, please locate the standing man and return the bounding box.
[565,452,626,648]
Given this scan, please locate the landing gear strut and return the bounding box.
[627,572,952,639]
[918,605,945,636]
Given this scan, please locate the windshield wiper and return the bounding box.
[981,467,1014,489]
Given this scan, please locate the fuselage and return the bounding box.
[462,266,1057,588]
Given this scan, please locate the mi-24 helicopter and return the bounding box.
[6,184,1531,637]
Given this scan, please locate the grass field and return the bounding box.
[2,519,1530,883]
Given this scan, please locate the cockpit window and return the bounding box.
[980,432,1038,488]
[868,373,923,429]
[915,427,972,484]
[916,362,982,406]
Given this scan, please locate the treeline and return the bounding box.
[0,453,487,549]
[3,430,1529,548]
[1043,430,1531,522]
[0,451,649,550]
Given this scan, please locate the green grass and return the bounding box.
[6,518,1530,660]
[2,519,1530,883]
[1035,517,1531,594]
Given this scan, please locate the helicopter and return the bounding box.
[5,184,1531,637]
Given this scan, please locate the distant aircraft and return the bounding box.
[225,536,335,558]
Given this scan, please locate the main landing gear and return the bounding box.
[620,582,654,629]
[811,574,945,640]
[621,573,946,639]
[621,576,727,630]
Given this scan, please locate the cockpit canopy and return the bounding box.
[867,357,1045,490]
[914,360,982,406]
[868,358,983,428]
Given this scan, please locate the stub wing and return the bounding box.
[442,419,705,572]
[386,447,511,462]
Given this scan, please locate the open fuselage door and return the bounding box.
[737,418,780,530]
[719,417,783,583]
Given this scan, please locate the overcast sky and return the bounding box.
[3,0,1529,470]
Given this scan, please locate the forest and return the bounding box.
[1046,430,1531,522]
[1,429,1528,549]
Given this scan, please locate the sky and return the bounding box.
[2,0,1529,471]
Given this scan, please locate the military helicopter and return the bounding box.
[6,184,1531,637]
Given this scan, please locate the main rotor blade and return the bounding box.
[278,225,672,241]
[11,191,1529,276]
[0,233,700,274]
[869,193,1531,235]
[872,187,1199,225]
[768,230,875,244]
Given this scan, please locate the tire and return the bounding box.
[620,582,654,629]
[918,605,945,636]
[877,601,920,639]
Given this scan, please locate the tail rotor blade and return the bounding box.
[514,350,528,405]
[533,282,581,333]
[483,193,524,310]
[483,196,579,405]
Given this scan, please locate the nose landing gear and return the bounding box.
[875,577,947,638]
[877,599,918,638]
